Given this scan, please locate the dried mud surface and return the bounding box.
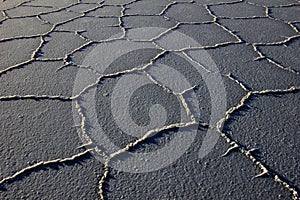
[0,0,299,199]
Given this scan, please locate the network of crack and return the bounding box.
[0,0,299,199]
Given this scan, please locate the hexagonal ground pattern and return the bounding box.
[0,0,299,199]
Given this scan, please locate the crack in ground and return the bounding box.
[0,0,299,199]
[96,72,202,199]
[0,148,94,189]
[216,86,300,200]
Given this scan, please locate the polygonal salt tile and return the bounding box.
[105,129,291,199]
[56,16,118,31]
[123,15,177,29]
[154,50,247,115]
[270,6,300,22]
[40,10,81,24]
[194,0,241,4]
[0,61,78,97]
[5,5,55,17]
[0,0,32,10]
[0,38,40,71]
[219,18,296,43]
[165,3,213,23]
[0,153,102,199]
[247,0,297,7]
[171,23,237,47]
[39,31,87,59]
[124,0,170,15]
[86,5,122,17]
[24,0,78,8]
[81,0,100,3]
[225,92,300,186]
[0,100,83,181]
[81,26,123,42]
[0,17,52,39]
[103,0,138,5]
[67,3,98,13]
[188,43,300,91]
[258,38,300,72]
[210,2,265,18]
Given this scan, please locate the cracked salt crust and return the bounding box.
[0,0,299,199]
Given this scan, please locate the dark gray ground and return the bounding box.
[0,0,299,199]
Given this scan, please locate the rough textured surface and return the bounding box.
[225,92,300,188]
[106,136,291,199]
[0,0,299,200]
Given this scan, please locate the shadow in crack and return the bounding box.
[0,152,93,191]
